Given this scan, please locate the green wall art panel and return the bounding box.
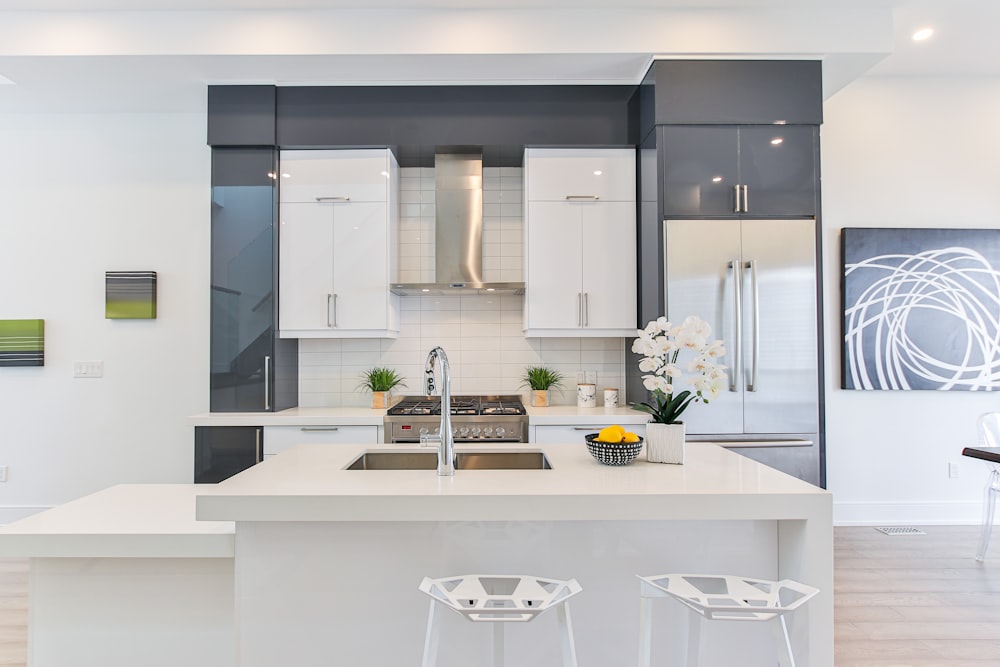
[0,319,44,367]
[106,271,157,319]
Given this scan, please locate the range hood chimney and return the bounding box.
[391,148,525,296]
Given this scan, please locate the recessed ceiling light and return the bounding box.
[770,137,784,146]
[711,176,723,183]
[593,170,603,176]
[912,27,934,41]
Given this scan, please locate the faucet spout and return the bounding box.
[423,346,455,476]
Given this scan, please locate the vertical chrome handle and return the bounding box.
[584,292,590,327]
[578,293,583,327]
[742,185,749,213]
[327,294,334,327]
[255,427,262,463]
[332,293,338,328]
[264,355,271,410]
[733,185,741,213]
[747,259,760,392]
[730,260,742,392]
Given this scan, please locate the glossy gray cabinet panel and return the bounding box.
[207,85,276,147]
[660,125,817,217]
[194,426,261,483]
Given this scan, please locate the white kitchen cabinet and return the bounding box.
[263,425,379,457]
[531,423,647,445]
[278,149,400,338]
[523,148,637,337]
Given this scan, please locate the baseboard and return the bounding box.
[834,500,985,526]
[0,505,51,525]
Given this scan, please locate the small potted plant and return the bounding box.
[519,366,564,407]
[358,367,407,409]
[629,315,727,464]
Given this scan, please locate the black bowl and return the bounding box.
[585,433,644,466]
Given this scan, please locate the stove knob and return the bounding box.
[495,426,506,438]
[433,427,440,435]
[452,427,458,436]
[418,427,429,436]
[471,427,482,438]
[483,426,494,438]
[459,426,470,437]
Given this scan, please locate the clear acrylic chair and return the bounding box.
[418,574,582,667]
[637,573,818,667]
[975,412,1000,561]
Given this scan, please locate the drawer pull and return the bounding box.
[301,427,340,432]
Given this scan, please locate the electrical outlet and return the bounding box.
[73,361,104,378]
[0,465,8,482]
[948,461,960,479]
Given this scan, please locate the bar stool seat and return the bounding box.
[637,573,818,667]
[419,573,582,667]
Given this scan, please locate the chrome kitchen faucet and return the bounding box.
[422,346,455,476]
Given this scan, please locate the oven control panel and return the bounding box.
[388,421,528,443]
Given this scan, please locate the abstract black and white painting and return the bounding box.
[842,227,1000,390]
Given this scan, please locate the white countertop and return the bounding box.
[0,484,234,558]
[188,404,651,427]
[196,442,829,523]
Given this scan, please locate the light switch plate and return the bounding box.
[73,361,104,378]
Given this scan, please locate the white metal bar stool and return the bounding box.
[637,573,818,667]
[974,412,1000,561]
[418,574,582,667]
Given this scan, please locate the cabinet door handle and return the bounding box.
[315,196,351,202]
[301,426,340,432]
[333,293,338,327]
[264,355,271,410]
[729,260,741,393]
[578,293,583,327]
[741,185,749,213]
[584,292,590,327]
[327,294,334,327]
[565,195,600,200]
[733,185,741,213]
[255,427,262,463]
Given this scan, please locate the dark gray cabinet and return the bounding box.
[210,147,297,412]
[194,426,262,483]
[659,125,817,217]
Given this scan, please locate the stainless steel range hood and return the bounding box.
[391,149,525,296]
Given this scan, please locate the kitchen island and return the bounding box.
[198,442,832,667]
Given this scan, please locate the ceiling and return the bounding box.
[0,0,995,114]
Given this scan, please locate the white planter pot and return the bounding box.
[645,422,685,464]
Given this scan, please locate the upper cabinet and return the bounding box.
[659,125,818,217]
[278,149,400,338]
[523,148,637,337]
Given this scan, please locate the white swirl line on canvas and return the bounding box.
[845,246,1000,390]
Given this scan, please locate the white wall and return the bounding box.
[0,111,210,521]
[821,76,1000,524]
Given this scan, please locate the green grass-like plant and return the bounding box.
[358,367,407,393]
[519,366,564,391]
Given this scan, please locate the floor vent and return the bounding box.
[874,526,926,535]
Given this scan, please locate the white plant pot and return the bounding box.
[645,422,685,464]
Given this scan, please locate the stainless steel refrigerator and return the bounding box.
[663,218,822,485]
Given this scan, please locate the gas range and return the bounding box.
[384,394,528,443]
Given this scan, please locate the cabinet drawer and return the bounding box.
[279,149,391,203]
[531,423,647,445]
[263,425,379,456]
[524,148,635,202]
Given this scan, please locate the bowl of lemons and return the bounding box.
[585,425,644,466]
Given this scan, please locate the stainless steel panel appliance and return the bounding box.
[384,395,529,444]
[663,218,821,484]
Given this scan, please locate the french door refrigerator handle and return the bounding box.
[730,259,742,392]
[747,259,760,392]
[264,356,271,410]
[733,185,741,213]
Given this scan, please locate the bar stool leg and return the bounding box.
[556,601,579,667]
[685,611,701,667]
[422,599,443,667]
[637,596,653,667]
[977,468,1000,562]
[773,615,796,667]
[492,622,504,667]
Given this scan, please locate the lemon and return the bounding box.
[597,426,623,443]
[622,431,640,443]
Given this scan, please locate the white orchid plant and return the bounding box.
[629,315,728,424]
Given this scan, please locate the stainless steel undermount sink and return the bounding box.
[345,450,551,471]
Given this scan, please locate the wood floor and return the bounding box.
[0,526,998,666]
